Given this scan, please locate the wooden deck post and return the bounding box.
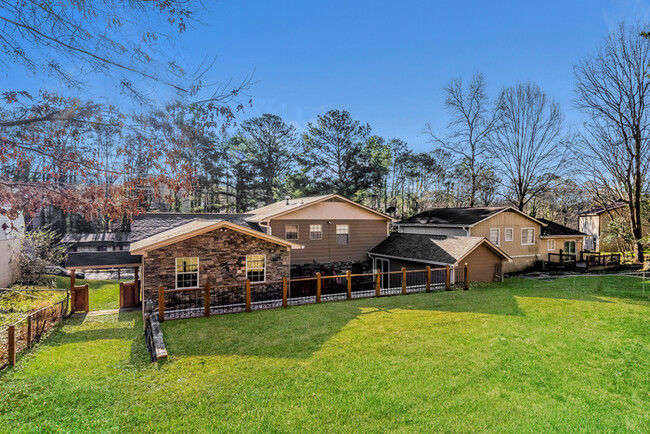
[282,276,288,308]
[346,270,352,300]
[426,266,431,292]
[158,286,165,322]
[8,325,15,366]
[316,272,321,303]
[27,315,32,349]
[464,263,470,290]
[245,279,251,312]
[445,265,451,291]
[204,283,211,317]
[559,249,564,265]
[401,267,407,295]
[375,269,381,297]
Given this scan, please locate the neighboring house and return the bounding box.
[61,232,131,252]
[368,233,511,282]
[393,207,586,273]
[245,194,393,275]
[0,212,24,287]
[129,220,302,307]
[577,203,647,252]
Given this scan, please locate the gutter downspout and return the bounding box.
[259,221,272,236]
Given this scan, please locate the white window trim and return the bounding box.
[521,228,535,246]
[490,228,500,246]
[246,254,266,283]
[505,228,514,242]
[547,239,555,251]
[336,224,350,245]
[175,257,199,289]
[285,224,299,240]
[310,224,323,240]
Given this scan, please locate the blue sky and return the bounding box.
[9,0,650,151]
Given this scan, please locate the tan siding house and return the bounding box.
[395,207,586,273]
[246,194,393,272]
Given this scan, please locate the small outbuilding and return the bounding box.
[368,233,511,282]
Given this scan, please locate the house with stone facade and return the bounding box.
[129,219,303,307]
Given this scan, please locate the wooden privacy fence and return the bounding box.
[159,265,469,321]
[0,297,69,369]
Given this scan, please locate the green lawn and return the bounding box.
[3,276,650,432]
[53,276,122,311]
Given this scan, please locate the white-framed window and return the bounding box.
[521,228,535,245]
[505,228,514,242]
[285,224,299,240]
[246,254,266,283]
[564,240,576,255]
[548,239,555,251]
[336,224,349,245]
[489,228,500,246]
[176,257,199,289]
[310,224,322,240]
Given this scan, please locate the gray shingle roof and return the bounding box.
[538,218,587,237]
[130,213,257,242]
[368,233,494,265]
[399,207,508,226]
[61,232,131,244]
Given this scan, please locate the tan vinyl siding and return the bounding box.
[539,237,584,259]
[470,210,542,259]
[461,244,501,282]
[269,219,389,264]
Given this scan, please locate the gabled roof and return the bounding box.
[131,213,257,242]
[130,220,303,255]
[538,218,587,238]
[368,233,511,266]
[245,194,394,222]
[577,202,627,216]
[398,206,544,227]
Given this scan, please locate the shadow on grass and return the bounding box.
[161,278,650,361]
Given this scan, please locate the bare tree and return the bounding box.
[574,23,650,262]
[490,82,568,211]
[241,114,296,205]
[426,73,497,207]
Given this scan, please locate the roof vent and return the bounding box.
[285,196,290,205]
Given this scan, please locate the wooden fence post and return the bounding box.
[346,270,352,300]
[204,283,211,317]
[245,279,251,312]
[464,263,470,290]
[8,325,15,366]
[316,272,321,303]
[426,266,431,292]
[27,315,32,349]
[69,270,76,313]
[401,267,407,295]
[158,286,165,322]
[445,265,451,291]
[375,269,381,297]
[282,276,288,308]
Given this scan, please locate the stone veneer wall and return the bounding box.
[142,227,290,306]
